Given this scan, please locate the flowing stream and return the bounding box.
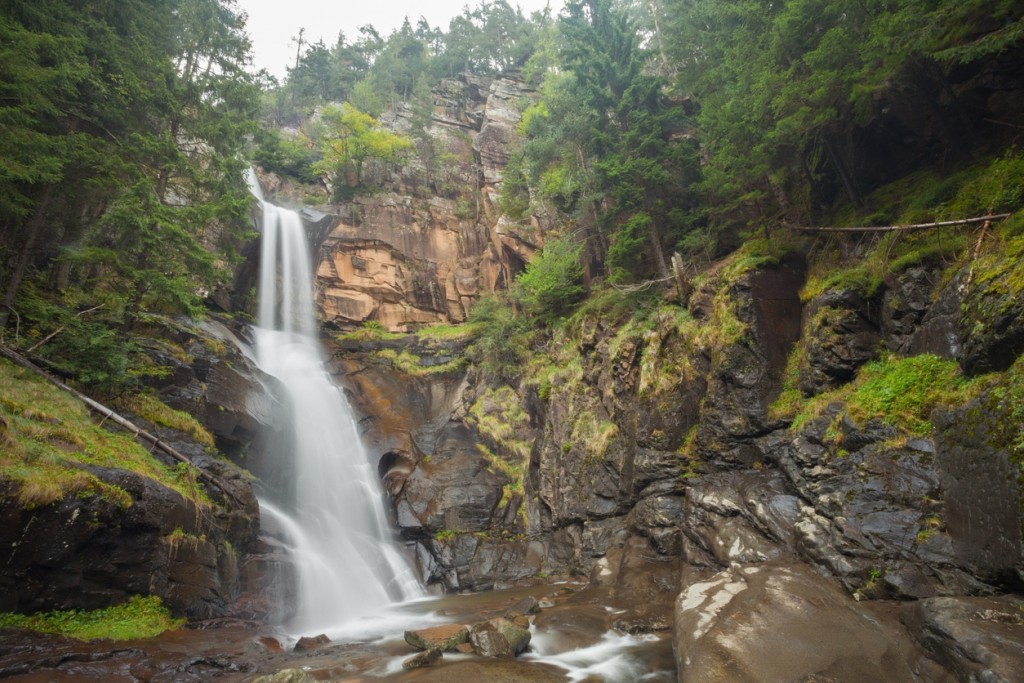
[248,174,422,635]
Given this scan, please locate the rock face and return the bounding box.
[332,240,1024,682]
[673,563,949,683]
[0,316,278,621]
[0,461,258,621]
[276,75,541,332]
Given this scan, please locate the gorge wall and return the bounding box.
[250,72,1024,679]
[258,75,543,332]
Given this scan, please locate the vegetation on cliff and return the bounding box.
[0,595,183,641]
[0,358,212,509]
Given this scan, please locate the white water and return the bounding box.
[248,172,422,634]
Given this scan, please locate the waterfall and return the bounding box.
[247,171,422,634]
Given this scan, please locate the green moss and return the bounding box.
[0,595,184,641]
[769,341,807,420]
[791,354,985,436]
[802,265,885,302]
[433,528,456,543]
[0,359,211,509]
[336,320,408,343]
[414,323,476,342]
[718,232,802,282]
[375,348,467,377]
[470,387,532,461]
[119,393,215,450]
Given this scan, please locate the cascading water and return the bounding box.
[247,172,422,634]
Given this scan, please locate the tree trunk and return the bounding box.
[822,135,862,211]
[647,216,670,279]
[0,188,54,329]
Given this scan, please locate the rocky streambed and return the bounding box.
[0,581,675,682]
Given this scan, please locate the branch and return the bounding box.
[795,213,1011,233]
[0,345,247,509]
[25,304,104,354]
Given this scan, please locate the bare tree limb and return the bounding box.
[795,213,1011,233]
[25,304,105,354]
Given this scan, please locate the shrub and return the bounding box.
[513,235,585,323]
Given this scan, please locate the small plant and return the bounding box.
[0,595,184,641]
[433,528,456,543]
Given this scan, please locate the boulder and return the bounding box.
[403,648,442,669]
[293,634,330,652]
[469,617,531,658]
[405,624,469,652]
[673,563,948,682]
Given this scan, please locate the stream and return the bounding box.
[0,583,676,682]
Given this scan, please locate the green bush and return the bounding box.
[513,235,585,323]
[467,295,529,382]
[0,595,183,641]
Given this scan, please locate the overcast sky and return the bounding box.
[234,0,566,79]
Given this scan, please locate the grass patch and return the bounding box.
[791,354,985,436]
[375,348,467,376]
[470,387,532,461]
[414,323,476,342]
[337,320,408,343]
[0,359,211,509]
[118,393,215,450]
[0,595,184,641]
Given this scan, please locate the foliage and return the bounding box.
[118,393,216,450]
[513,235,586,323]
[466,295,530,382]
[791,355,985,435]
[310,103,413,197]
[0,595,183,641]
[0,0,261,390]
[661,0,1024,234]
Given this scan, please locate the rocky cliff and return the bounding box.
[257,75,542,332]
[333,237,1024,680]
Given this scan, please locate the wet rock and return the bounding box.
[934,398,1022,583]
[255,636,284,653]
[405,624,470,652]
[469,617,531,658]
[292,634,329,652]
[908,271,965,359]
[402,659,565,682]
[252,670,315,683]
[882,266,938,352]
[908,595,1024,683]
[505,595,539,618]
[396,423,502,535]
[455,642,475,654]
[958,255,1024,374]
[673,563,948,682]
[403,648,442,669]
[0,464,253,620]
[679,471,799,569]
[799,289,882,396]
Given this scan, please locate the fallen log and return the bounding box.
[0,344,247,509]
[795,213,1011,233]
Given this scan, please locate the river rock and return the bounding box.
[252,670,314,683]
[403,648,442,669]
[469,617,531,658]
[293,634,329,652]
[405,624,469,652]
[673,563,947,682]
